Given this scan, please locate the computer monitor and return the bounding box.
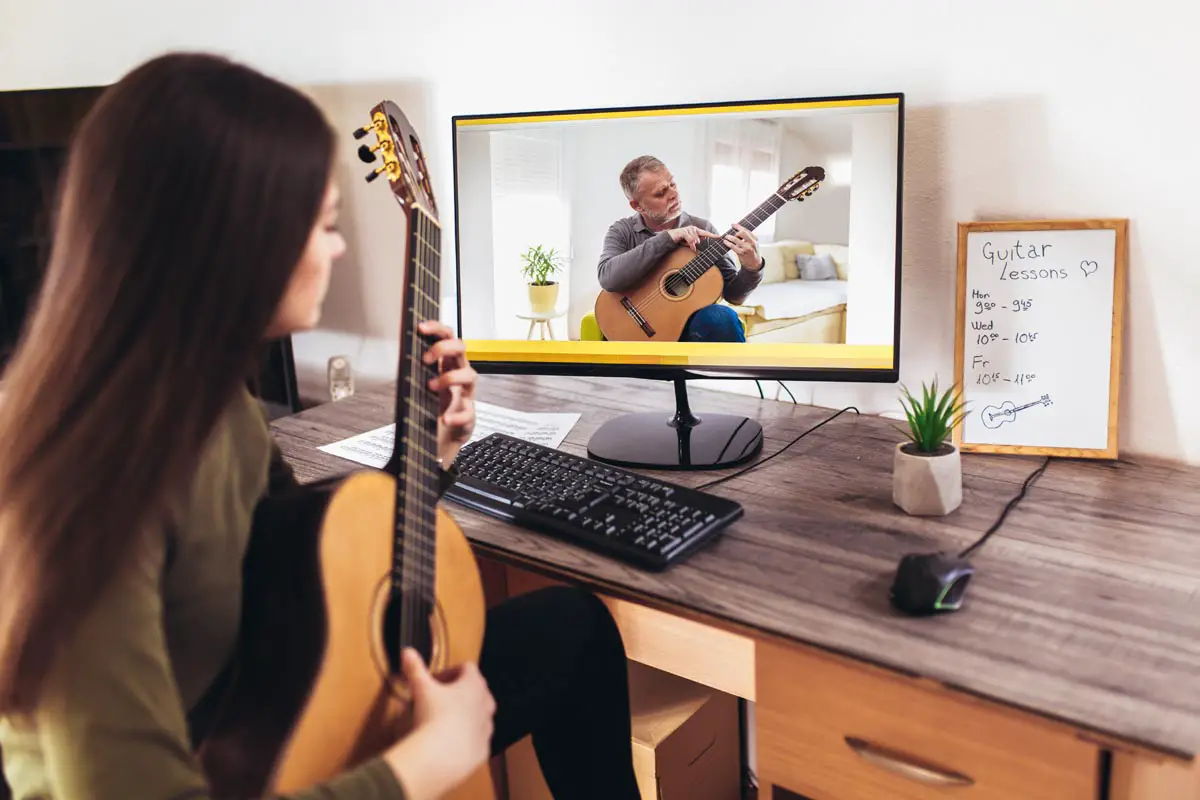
[450,92,903,470]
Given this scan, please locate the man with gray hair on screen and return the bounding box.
[596,155,763,342]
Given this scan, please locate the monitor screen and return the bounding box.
[450,92,902,381]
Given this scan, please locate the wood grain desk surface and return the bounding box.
[268,374,1200,762]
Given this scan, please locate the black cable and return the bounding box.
[754,380,764,399]
[777,380,797,404]
[958,456,1052,558]
[697,405,859,491]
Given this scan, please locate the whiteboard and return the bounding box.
[953,220,1127,458]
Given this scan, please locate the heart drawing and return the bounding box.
[1080,260,1099,278]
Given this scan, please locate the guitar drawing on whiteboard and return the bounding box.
[981,394,1053,429]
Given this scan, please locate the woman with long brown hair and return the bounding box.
[0,52,641,799]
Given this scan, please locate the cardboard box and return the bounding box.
[505,661,742,799]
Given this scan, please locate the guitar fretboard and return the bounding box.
[666,192,789,293]
[391,206,442,653]
[1011,398,1049,413]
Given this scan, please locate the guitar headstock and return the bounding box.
[1040,393,1053,406]
[354,100,438,222]
[778,165,825,203]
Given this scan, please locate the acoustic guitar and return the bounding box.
[197,101,495,799]
[593,166,825,342]
[981,393,1053,429]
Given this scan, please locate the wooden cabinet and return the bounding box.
[756,638,1100,800]
[1110,752,1200,800]
[504,565,756,701]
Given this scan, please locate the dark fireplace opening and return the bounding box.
[0,84,300,415]
[0,85,105,373]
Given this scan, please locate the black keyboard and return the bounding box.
[444,433,743,570]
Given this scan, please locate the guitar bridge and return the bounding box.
[620,297,656,337]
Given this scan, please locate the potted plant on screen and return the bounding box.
[520,244,564,315]
[893,379,968,516]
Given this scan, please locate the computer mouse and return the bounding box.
[889,551,975,616]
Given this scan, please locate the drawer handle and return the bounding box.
[844,736,975,787]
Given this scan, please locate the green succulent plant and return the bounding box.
[897,378,968,454]
[519,244,565,286]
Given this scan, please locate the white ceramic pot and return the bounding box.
[893,441,962,516]
[528,282,559,315]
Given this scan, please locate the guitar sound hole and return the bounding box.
[665,275,688,298]
[382,591,434,674]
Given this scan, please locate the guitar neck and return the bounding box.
[387,204,442,646]
[1013,398,1046,413]
[676,193,788,287]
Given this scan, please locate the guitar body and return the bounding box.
[593,165,826,342]
[199,472,494,798]
[594,245,724,342]
[982,401,1016,428]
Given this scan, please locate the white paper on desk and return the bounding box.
[317,401,580,470]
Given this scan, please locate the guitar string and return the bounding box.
[406,210,441,653]
[662,194,785,289]
[625,193,790,320]
[405,210,424,655]
[399,214,416,655]
[399,210,440,654]
[653,193,785,292]
[426,215,441,600]
[627,211,760,315]
[403,213,423,654]
[405,211,426,654]
[416,212,439,618]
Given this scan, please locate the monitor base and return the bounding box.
[587,379,763,471]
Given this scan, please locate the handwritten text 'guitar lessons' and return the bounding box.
[960,226,1117,451]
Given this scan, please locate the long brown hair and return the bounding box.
[0,52,336,713]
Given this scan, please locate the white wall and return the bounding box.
[453,129,496,338]
[844,111,899,345]
[776,130,850,245]
[284,82,433,391]
[5,0,1195,465]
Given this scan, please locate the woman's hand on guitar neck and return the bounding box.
[386,648,496,799]
[420,320,478,467]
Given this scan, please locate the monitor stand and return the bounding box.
[587,379,763,471]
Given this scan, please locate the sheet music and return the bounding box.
[317,401,581,470]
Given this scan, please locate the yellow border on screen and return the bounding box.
[454,97,900,128]
[464,341,893,369]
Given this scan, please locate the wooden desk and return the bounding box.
[270,374,1200,800]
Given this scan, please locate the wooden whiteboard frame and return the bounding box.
[952,218,1128,458]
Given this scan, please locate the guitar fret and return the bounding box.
[416,262,440,283]
[397,437,439,459]
[401,403,437,421]
[394,468,444,487]
[411,284,438,306]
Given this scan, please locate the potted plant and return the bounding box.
[520,244,564,315]
[893,379,968,516]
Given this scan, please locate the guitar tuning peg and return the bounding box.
[358,143,378,164]
[353,125,371,140]
[365,165,386,183]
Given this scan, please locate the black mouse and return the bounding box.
[889,551,975,615]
